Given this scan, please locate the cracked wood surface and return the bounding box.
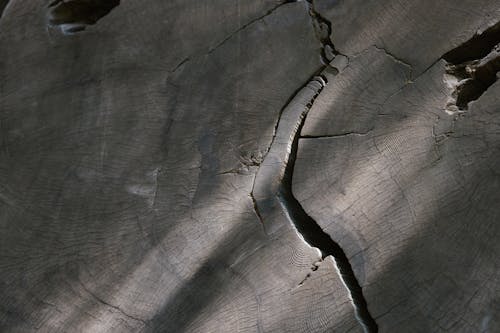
[1,0,499,332]
[295,4,500,330]
[316,0,500,75]
[296,59,500,332]
[0,1,362,332]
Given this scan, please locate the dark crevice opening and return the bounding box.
[306,0,341,64]
[443,21,500,64]
[47,0,120,33]
[277,77,378,333]
[452,53,500,109]
[0,0,9,19]
[444,21,500,110]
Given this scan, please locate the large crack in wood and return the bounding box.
[250,3,378,330]
[46,0,120,34]
[251,73,378,332]
[443,21,500,64]
[444,21,500,112]
[306,0,342,65]
[0,0,9,21]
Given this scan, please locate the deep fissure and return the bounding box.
[252,76,378,332]
[250,2,378,331]
[47,0,120,34]
[444,21,500,110]
[443,21,500,64]
[0,0,9,20]
[277,83,378,333]
[306,0,342,64]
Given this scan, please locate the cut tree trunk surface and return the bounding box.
[0,1,499,332]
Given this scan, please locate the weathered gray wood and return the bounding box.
[316,0,500,74]
[1,0,499,332]
[295,19,500,331]
[0,1,363,332]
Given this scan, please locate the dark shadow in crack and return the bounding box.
[0,0,9,18]
[443,21,500,65]
[278,82,378,332]
[452,54,500,110]
[444,20,500,110]
[47,0,120,33]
